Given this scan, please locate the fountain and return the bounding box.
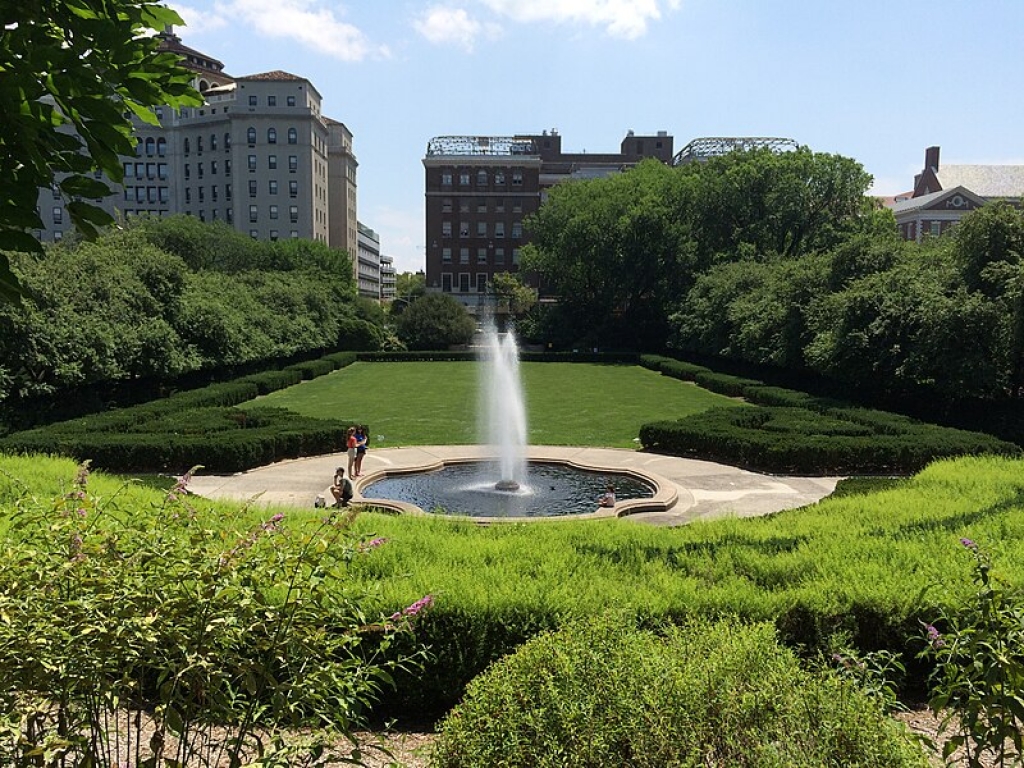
[480,323,528,491]
[360,323,663,518]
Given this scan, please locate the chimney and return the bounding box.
[925,146,940,172]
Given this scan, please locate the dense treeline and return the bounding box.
[523,147,1024,418]
[0,216,381,409]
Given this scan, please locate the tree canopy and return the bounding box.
[0,0,202,300]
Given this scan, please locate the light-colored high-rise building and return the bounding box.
[356,222,381,300]
[379,252,396,302]
[34,30,356,260]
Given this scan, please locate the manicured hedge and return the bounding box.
[640,406,1020,475]
[0,352,359,473]
[358,351,638,364]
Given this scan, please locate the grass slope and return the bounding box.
[254,361,745,448]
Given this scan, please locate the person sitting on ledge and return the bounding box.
[597,484,616,508]
[330,466,354,508]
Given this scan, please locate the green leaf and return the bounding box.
[59,175,113,199]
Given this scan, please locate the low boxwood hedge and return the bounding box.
[640,406,1020,475]
[0,352,359,473]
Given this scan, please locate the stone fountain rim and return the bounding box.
[352,445,678,523]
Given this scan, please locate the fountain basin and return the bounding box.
[352,446,678,523]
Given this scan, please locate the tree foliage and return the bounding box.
[0,218,370,406]
[395,293,476,350]
[0,0,202,300]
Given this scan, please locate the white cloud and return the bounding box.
[168,2,229,33]
[214,0,389,61]
[480,0,680,40]
[413,6,501,52]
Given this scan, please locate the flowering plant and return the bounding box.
[919,538,1024,767]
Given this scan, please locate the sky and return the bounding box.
[168,0,1024,274]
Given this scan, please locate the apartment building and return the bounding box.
[379,252,396,302]
[356,222,382,300]
[422,130,673,311]
[35,30,358,263]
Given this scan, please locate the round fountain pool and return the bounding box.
[363,461,655,518]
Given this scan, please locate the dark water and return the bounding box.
[363,461,654,518]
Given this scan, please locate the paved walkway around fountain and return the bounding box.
[187,446,842,526]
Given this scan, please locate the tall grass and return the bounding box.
[255,361,744,447]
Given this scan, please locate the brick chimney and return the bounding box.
[925,146,940,172]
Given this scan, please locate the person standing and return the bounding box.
[346,427,358,477]
[354,425,368,477]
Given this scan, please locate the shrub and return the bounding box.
[0,463,421,766]
[432,614,927,767]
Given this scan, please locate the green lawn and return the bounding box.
[256,361,744,448]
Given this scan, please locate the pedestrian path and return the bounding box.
[187,446,841,526]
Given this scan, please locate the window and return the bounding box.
[930,221,941,237]
[249,95,258,106]
[441,273,453,292]
[476,169,488,185]
[442,221,452,238]
[197,187,204,203]
[512,200,522,213]
[494,222,505,238]
[146,162,155,179]
[477,200,487,213]
[442,198,452,213]
[459,247,469,264]
[512,248,521,265]
[183,137,190,154]
[249,180,257,197]
[289,180,298,197]
[158,163,167,180]
[268,155,277,170]
[459,273,470,292]
[290,230,298,238]
[288,156,297,172]
[227,208,233,222]
[268,95,276,107]
[184,164,190,180]
[145,137,155,156]
[247,127,256,145]
[459,222,470,237]
[495,170,505,185]
[512,222,522,239]
[287,127,297,144]
[155,107,164,120]
[248,155,257,171]
[476,222,487,237]
[224,133,231,149]
[184,188,191,203]
[476,273,487,293]
[269,180,278,194]
[52,207,62,224]
[442,247,452,263]
[159,188,168,204]
[269,229,278,241]
[289,205,298,223]
[459,199,470,213]
[211,186,218,202]
[136,187,145,203]
[225,159,232,176]
[157,137,166,156]
[287,95,296,107]
[269,205,278,219]
[249,229,258,238]
[53,230,63,241]
[268,128,277,144]
[459,172,470,186]
[210,134,218,151]
[123,162,133,180]
[225,184,232,201]
[211,209,218,220]
[196,136,203,153]
[249,205,258,223]
[495,247,505,265]
[512,170,523,185]
[197,162,203,179]
[441,172,452,186]
[477,247,488,264]
[210,160,218,175]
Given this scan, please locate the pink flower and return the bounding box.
[390,594,434,622]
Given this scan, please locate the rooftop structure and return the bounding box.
[673,136,798,165]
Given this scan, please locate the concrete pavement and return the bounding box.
[187,446,841,526]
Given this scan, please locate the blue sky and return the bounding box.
[169,0,1024,273]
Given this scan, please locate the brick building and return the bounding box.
[422,130,673,312]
